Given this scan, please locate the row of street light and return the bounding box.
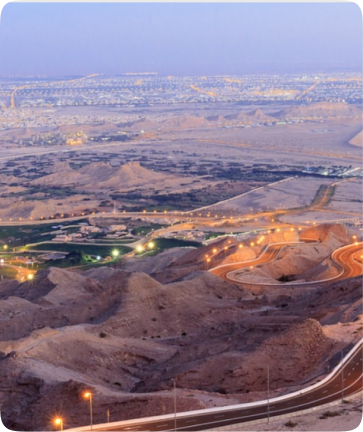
[54,391,93,431]
[53,382,176,431]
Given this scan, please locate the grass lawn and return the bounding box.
[131,224,164,236]
[0,266,18,279]
[138,238,201,257]
[0,220,85,247]
[21,242,132,257]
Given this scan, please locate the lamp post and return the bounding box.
[341,350,344,402]
[54,418,63,431]
[267,365,270,424]
[84,391,93,430]
[173,378,177,431]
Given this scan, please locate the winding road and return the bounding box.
[211,241,363,287]
[66,240,363,432]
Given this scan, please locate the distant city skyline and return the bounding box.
[0,2,362,76]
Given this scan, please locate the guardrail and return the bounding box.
[59,242,363,432]
[223,241,362,287]
[61,338,363,432]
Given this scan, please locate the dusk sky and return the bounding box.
[0,2,362,76]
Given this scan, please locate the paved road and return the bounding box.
[73,343,362,431]
[70,241,363,432]
[211,242,363,287]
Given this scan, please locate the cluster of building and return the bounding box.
[52,223,134,243]
[302,165,361,177]
[0,72,361,111]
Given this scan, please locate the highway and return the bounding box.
[69,342,363,431]
[67,240,363,432]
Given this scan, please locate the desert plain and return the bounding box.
[0,82,362,432]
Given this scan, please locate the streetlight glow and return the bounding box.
[54,418,63,431]
[148,241,155,249]
[111,249,119,258]
[84,391,93,430]
[136,245,144,253]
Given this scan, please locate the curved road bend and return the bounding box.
[74,343,362,431]
[212,243,363,287]
[67,242,362,432]
[210,241,312,282]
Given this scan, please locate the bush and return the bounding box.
[285,420,297,428]
[319,411,341,419]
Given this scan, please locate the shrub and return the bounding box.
[319,411,341,419]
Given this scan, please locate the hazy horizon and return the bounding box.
[0,2,362,77]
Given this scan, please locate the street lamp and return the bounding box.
[54,418,63,431]
[341,351,345,402]
[136,245,144,253]
[172,379,177,432]
[267,365,270,424]
[111,249,119,258]
[84,391,93,430]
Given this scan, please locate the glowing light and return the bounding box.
[3,245,8,250]
[112,249,119,258]
[84,392,92,399]
[250,242,255,247]
[96,256,101,260]
[148,242,155,249]
[212,248,217,253]
[136,245,144,253]
[206,258,211,263]
[239,244,243,248]
[27,274,34,281]
[276,228,280,232]
[250,266,254,269]
[54,418,63,431]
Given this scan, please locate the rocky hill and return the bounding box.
[0,224,361,431]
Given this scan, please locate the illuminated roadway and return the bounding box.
[69,241,363,432]
[71,343,362,431]
[211,242,363,287]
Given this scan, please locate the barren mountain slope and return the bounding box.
[28,160,202,192]
[0,224,361,431]
[280,101,362,119]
